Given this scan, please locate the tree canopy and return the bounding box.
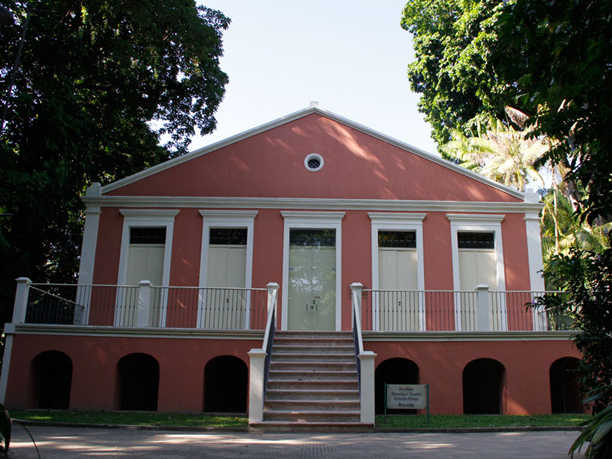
[401,0,516,154]
[0,0,230,324]
[492,0,612,223]
[402,0,612,223]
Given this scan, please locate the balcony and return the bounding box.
[10,278,570,334]
[357,286,571,333]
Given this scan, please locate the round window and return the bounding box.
[304,153,324,172]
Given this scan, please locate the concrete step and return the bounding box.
[257,330,366,430]
[270,352,355,362]
[249,421,373,432]
[267,379,358,390]
[263,409,361,423]
[265,400,360,412]
[273,344,355,354]
[266,388,359,401]
[269,361,357,372]
[268,368,358,380]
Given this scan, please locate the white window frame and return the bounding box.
[447,214,506,331]
[281,211,345,331]
[369,213,426,331]
[197,210,258,329]
[116,209,179,326]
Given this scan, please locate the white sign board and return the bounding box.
[386,384,428,410]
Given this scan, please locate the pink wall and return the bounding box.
[368,339,581,415]
[6,334,580,415]
[106,114,521,203]
[89,207,537,330]
[6,334,260,413]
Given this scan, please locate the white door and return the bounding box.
[123,244,164,327]
[205,245,247,329]
[378,248,419,331]
[459,249,497,330]
[288,229,336,330]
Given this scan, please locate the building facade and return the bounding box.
[0,107,581,419]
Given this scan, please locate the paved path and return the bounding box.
[9,426,584,458]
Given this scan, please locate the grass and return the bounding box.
[9,410,248,428]
[376,413,591,429]
[9,410,590,430]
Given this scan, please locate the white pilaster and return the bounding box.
[137,280,152,327]
[476,284,491,331]
[248,349,267,423]
[359,351,377,424]
[0,324,16,404]
[12,277,32,324]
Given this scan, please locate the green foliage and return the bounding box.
[533,243,612,407]
[376,414,589,429]
[441,112,547,191]
[570,386,612,459]
[401,0,516,155]
[493,0,612,223]
[10,410,247,428]
[540,190,611,279]
[0,0,229,324]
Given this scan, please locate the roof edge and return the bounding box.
[100,106,524,200]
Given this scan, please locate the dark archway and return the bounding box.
[375,357,419,414]
[117,353,159,411]
[204,356,248,413]
[463,358,505,414]
[32,350,72,409]
[550,357,583,413]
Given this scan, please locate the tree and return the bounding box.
[401,0,517,154]
[0,0,230,324]
[488,0,612,223]
[441,108,548,191]
[534,244,612,405]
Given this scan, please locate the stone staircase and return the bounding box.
[250,330,372,431]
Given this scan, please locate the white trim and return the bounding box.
[369,213,426,331]
[197,210,258,328]
[116,209,179,326]
[77,206,101,286]
[525,213,547,331]
[524,214,545,291]
[447,214,507,331]
[4,323,574,342]
[83,195,542,214]
[0,324,15,404]
[281,211,345,331]
[99,106,524,200]
[76,206,101,324]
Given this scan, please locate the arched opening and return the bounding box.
[463,358,505,414]
[32,350,72,409]
[204,356,247,413]
[375,357,419,414]
[550,357,583,413]
[117,353,159,411]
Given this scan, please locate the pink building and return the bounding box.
[0,106,581,427]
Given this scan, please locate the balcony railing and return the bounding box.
[13,278,571,333]
[14,279,270,330]
[357,286,570,332]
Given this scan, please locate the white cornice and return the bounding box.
[446,214,506,224]
[83,196,543,213]
[119,209,180,218]
[363,330,575,342]
[199,210,259,219]
[98,106,525,200]
[369,212,427,222]
[10,323,265,340]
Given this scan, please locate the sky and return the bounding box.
[190,0,438,155]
